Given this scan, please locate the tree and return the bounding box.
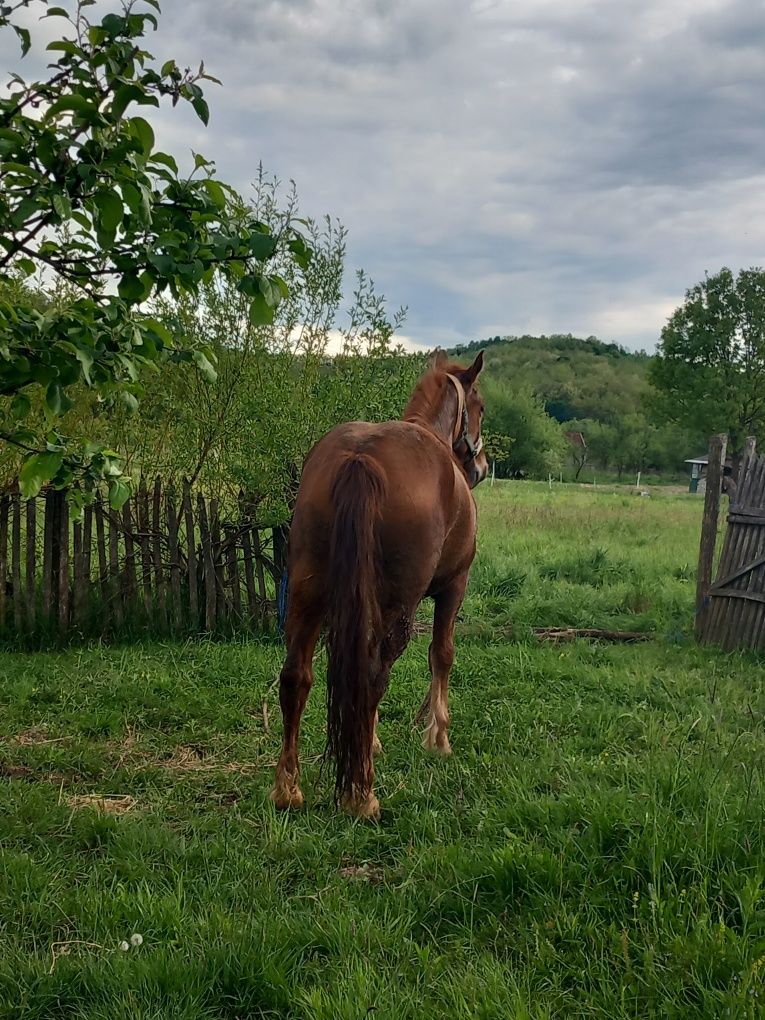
[0,0,310,508]
[92,173,416,524]
[482,378,566,478]
[651,267,765,467]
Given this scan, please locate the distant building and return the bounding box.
[685,455,734,494]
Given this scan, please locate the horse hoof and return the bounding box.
[422,731,452,756]
[341,793,381,821]
[270,785,304,810]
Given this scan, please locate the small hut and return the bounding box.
[685,454,733,494]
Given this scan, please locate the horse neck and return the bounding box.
[402,374,458,444]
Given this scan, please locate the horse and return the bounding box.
[270,350,488,819]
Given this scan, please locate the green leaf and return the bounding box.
[42,7,70,18]
[191,96,209,126]
[10,392,31,420]
[129,116,155,155]
[259,275,281,309]
[202,178,226,209]
[287,235,312,270]
[52,192,72,220]
[248,231,277,261]
[120,390,138,412]
[191,349,217,383]
[13,25,31,56]
[19,451,64,499]
[150,151,179,174]
[15,257,36,278]
[74,346,94,386]
[46,39,78,54]
[111,83,145,119]
[45,380,73,415]
[108,478,131,510]
[142,318,174,346]
[94,190,124,233]
[45,94,95,120]
[118,272,149,302]
[248,293,274,326]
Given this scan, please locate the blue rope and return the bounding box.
[277,569,289,633]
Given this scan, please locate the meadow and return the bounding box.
[0,481,764,1019]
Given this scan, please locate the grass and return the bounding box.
[0,480,764,1018]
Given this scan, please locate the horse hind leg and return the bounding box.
[372,710,383,756]
[270,600,322,811]
[422,575,468,755]
[341,611,414,819]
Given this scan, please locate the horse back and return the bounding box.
[291,420,476,601]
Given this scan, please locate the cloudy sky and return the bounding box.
[7,0,765,351]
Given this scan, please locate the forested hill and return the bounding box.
[448,334,652,425]
[446,334,700,479]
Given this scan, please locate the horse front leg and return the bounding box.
[422,574,468,755]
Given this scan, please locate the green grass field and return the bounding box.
[1,481,764,1019]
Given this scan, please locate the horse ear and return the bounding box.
[430,348,449,370]
[462,350,484,386]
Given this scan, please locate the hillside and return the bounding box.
[447,334,701,480]
[449,334,652,426]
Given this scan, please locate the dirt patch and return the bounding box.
[339,863,384,884]
[160,744,263,775]
[0,762,72,784]
[13,727,70,747]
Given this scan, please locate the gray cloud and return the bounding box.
[3,0,764,350]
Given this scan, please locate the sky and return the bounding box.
[5,0,765,352]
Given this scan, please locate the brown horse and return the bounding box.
[270,350,488,819]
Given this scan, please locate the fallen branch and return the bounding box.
[533,627,651,643]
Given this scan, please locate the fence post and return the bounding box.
[695,433,727,637]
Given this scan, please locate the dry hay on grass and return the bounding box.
[64,793,137,815]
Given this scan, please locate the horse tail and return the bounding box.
[325,453,386,803]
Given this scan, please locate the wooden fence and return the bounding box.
[696,437,765,653]
[0,478,288,643]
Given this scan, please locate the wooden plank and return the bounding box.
[696,434,727,639]
[0,493,8,630]
[11,491,22,631]
[713,452,765,651]
[94,496,109,617]
[241,525,259,627]
[121,500,138,609]
[183,481,198,629]
[25,498,36,628]
[152,476,167,631]
[210,498,225,621]
[197,493,216,631]
[137,480,153,619]
[224,525,242,622]
[739,454,765,651]
[711,588,765,607]
[42,489,54,623]
[166,486,182,632]
[727,513,765,526]
[108,505,124,628]
[73,517,84,626]
[57,492,69,634]
[82,504,93,619]
[251,526,269,628]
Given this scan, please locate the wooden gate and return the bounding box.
[697,439,765,652]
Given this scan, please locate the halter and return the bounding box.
[446,374,483,462]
